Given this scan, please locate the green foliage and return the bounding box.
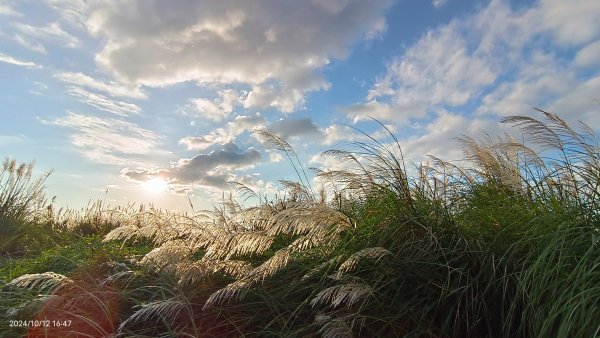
[0,235,151,282]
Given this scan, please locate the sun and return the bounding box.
[142,177,168,193]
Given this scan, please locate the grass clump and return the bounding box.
[0,158,53,255]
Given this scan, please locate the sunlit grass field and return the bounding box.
[1,111,598,337]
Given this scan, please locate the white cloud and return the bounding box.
[537,0,600,46]
[477,50,600,126]
[546,75,600,127]
[179,115,321,158]
[357,16,499,121]
[364,17,387,41]
[0,135,23,146]
[55,72,146,99]
[400,112,479,163]
[432,0,448,9]
[574,40,600,68]
[48,112,163,165]
[350,0,600,126]
[179,132,232,152]
[14,21,80,48]
[243,84,317,113]
[477,51,571,116]
[228,113,268,135]
[323,124,351,145]
[190,89,243,121]
[14,35,47,54]
[44,0,87,27]
[322,124,377,145]
[269,152,283,163]
[345,99,424,123]
[66,87,141,116]
[179,112,267,151]
[0,4,22,17]
[59,0,390,113]
[0,52,41,69]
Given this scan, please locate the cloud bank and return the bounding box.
[56,0,391,113]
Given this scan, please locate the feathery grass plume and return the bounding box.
[175,259,253,285]
[335,247,392,279]
[202,203,352,309]
[414,155,474,214]
[311,282,373,309]
[250,248,291,281]
[215,231,274,260]
[501,111,564,150]
[102,224,140,242]
[265,203,353,237]
[231,204,280,230]
[118,297,190,332]
[203,280,251,310]
[302,255,345,281]
[199,199,354,308]
[103,207,212,248]
[173,261,212,285]
[501,110,599,220]
[254,129,315,201]
[8,272,72,293]
[316,316,354,338]
[231,181,261,203]
[139,239,193,271]
[459,135,515,185]
[319,121,414,215]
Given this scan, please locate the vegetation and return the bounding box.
[1,110,598,337]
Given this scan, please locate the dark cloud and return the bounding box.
[266,118,322,139]
[171,143,261,184]
[121,142,262,190]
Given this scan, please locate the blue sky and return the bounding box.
[1,0,599,211]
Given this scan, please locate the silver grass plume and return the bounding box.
[310,282,374,309]
[316,316,354,338]
[117,297,189,333]
[9,272,73,293]
[336,247,392,279]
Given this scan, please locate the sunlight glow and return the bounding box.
[142,177,168,193]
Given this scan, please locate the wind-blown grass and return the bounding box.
[1,110,598,337]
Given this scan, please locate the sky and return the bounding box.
[0,0,599,212]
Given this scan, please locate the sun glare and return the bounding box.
[142,177,168,193]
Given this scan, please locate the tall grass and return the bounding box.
[0,158,52,255]
[1,110,598,337]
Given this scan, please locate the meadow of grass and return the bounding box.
[1,110,598,337]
